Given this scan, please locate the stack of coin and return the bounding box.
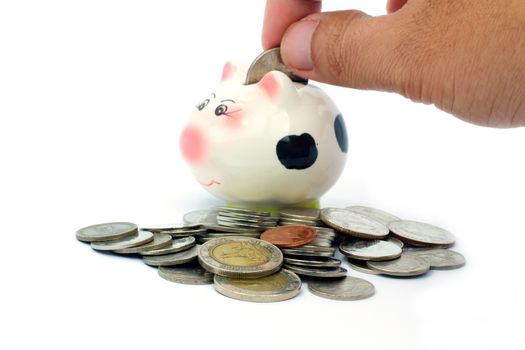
[182,208,273,243]
[216,207,278,231]
[319,206,466,277]
[259,225,346,279]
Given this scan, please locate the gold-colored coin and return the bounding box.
[198,237,282,278]
[211,242,269,267]
[214,269,302,302]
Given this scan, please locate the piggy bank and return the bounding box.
[180,62,348,210]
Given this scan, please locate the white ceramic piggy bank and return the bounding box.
[180,62,348,210]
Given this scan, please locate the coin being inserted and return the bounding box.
[198,237,283,279]
[244,47,308,85]
[214,269,302,302]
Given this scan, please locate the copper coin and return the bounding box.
[260,225,316,248]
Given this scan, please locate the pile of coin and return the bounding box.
[322,206,466,276]
[76,205,465,302]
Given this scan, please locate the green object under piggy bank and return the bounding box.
[180,61,348,212]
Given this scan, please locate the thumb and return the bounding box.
[281,10,407,92]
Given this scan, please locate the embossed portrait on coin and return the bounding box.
[212,242,269,266]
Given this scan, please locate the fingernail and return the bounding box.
[282,20,319,71]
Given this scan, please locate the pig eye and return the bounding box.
[197,99,210,111]
[214,104,228,116]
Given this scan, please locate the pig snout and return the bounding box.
[180,125,207,165]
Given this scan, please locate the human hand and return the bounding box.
[262,0,525,127]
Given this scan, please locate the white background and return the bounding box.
[1,1,524,350]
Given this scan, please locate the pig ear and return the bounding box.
[220,61,247,83]
[257,71,299,104]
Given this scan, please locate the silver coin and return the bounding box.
[217,218,268,230]
[284,264,347,278]
[308,276,375,301]
[158,264,214,285]
[205,232,261,238]
[279,222,326,229]
[347,259,380,275]
[183,209,220,225]
[143,245,199,266]
[404,249,466,270]
[309,237,333,247]
[345,206,401,226]
[90,230,153,251]
[162,228,208,237]
[367,254,430,277]
[314,228,336,239]
[141,223,201,232]
[281,248,335,258]
[198,237,283,279]
[217,207,271,217]
[387,237,404,248]
[76,222,138,242]
[279,207,320,220]
[285,245,336,253]
[284,257,341,268]
[203,224,259,234]
[218,211,277,223]
[388,220,456,248]
[245,47,308,85]
[339,239,402,261]
[114,233,172,254]
[141,236,196,256]
[320,208,389,239]
[279,218,324,226]
[214,269,301,303]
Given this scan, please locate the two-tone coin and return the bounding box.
[214,269,301,302]
[143,245,199,266]
[389,220,456,248]
[90,230,153,251]
[76,222,138,242]
[198,237,283,278]
[308,276,375,301]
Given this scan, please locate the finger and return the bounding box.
[387,0,409,13]
[280,10,408,91]
[262,0,322,49]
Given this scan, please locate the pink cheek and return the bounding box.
[180,125,207,165]
[224,110,244,129]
